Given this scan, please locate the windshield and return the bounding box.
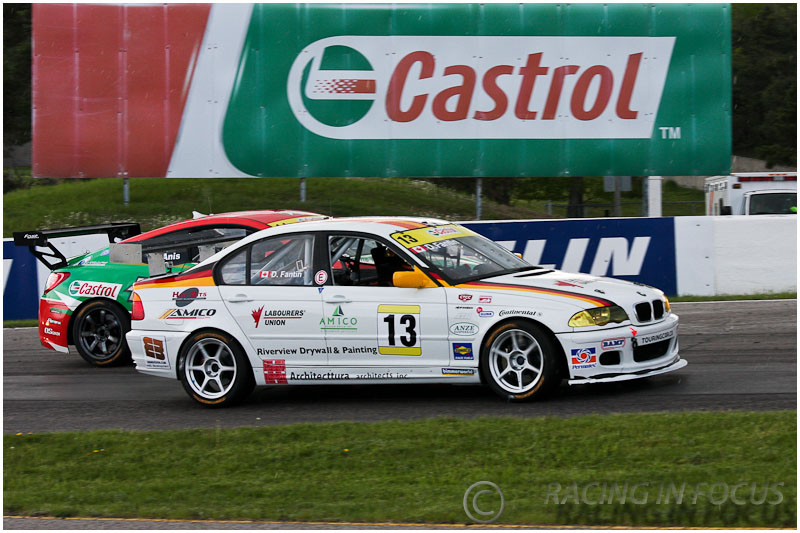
[390,224,530,282]
[749,193,797,215]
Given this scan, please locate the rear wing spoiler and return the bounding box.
[13,222,141,270]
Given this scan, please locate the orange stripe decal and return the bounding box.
[136,276,216,290]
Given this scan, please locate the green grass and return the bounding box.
[2,177,548,237]
[4,412,795,527]
[3,319,38,328]
[671,292,796,302]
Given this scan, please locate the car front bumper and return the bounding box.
[556,313,684,383]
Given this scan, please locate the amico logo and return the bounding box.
[288,36,675,140]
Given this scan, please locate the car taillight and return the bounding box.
[44,272,70,294]
[131,291,145,321]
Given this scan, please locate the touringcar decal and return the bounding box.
[456,281,613,308]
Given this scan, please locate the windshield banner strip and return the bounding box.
[391,225,479,249]
[457,281,612,307]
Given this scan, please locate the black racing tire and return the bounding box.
[479,321,561,402]
[71,300,132,366]
[178,331,254,407]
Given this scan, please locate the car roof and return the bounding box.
[186,216,452,270]
[251,216,451,239]
[123,210,325,242]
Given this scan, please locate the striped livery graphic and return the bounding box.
[456,281,613,308]
[134,268,216,291]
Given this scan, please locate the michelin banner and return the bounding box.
[463,218,677,295]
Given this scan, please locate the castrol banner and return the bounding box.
[33,3,731,178]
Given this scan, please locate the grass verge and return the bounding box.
[671,292,796,302]
[3,319,37,328]
[3,177,547,236]
[4,412,795,527]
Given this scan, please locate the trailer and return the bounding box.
[704,172,797,215]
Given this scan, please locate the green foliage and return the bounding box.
[731,4,797,166]
[2,177,548,236]
[4,412,795,526]
[3,4,31,148]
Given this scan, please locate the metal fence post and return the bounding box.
[475,178,483,220]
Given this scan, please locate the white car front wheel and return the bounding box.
[480,321,561,401]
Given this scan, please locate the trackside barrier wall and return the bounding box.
[3,235,111,321]
[464,216,796,297]
[3,217,796,320]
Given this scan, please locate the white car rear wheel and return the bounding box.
[179,331,254,407]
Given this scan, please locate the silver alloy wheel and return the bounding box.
[488,328,544,394]
[184,338,238,400]
[78,307,123,361]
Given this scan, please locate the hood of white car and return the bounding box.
[458,269,666,311]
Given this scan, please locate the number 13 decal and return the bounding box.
[377,305,421,356]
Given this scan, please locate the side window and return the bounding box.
[142,226,253,265]
[250,234,314,286]
[219,248,247,285]
[329,236,413,287]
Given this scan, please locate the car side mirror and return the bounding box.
[393,267,437,289]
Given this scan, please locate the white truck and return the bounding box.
[704,172,797,215]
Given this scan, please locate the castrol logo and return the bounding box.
[68,280,122,299]
[288,36,675,140]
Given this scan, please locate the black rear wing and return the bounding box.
[13,222,141,270]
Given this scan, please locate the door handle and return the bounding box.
[324,295,352,304]
[226,294,252,303]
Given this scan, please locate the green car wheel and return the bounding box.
[72,300,132,366]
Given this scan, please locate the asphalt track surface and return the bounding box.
[3,300,796,434]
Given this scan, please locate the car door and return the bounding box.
[321,234,450,368]
[217,232,327,366]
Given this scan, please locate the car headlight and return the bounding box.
[569,306,629,327]
[663,296,671,313]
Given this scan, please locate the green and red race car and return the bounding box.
[14,210,326,366]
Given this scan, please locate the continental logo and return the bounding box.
[288,36,675,140]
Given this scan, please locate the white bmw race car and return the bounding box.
[126,218,685,406]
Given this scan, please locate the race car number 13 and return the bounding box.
[377,305,421,356]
